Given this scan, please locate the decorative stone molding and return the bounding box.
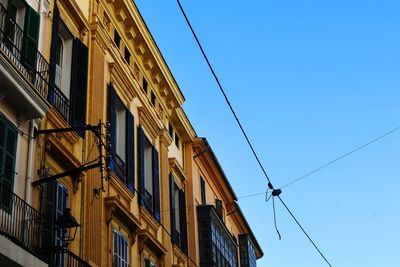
[105,196,141,234]
[138,106,163,142]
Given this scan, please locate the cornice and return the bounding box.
[105,196,141,233]
[138,228,167,258]
[170,108,196,143]
[108,61,137,103]
[59,0,89,40]
[169,157,187,188]
[138,106,163,142]
[100,0,185,114]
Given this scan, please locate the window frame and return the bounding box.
[113,229,129,267]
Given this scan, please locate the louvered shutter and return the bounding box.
[69,38,88,137]
[108,83,117,172]
[0,122,17,211]
[126,110,135,193]
[41,180,56,261]
[54,184,68,266]
[179,189,188,254]
[169,174,176,243]
[22,4,39,71]
[152,147,160,222]
[138,127,145,206]
[47,2,60,104]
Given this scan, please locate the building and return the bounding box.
[187,138,263,267]
[0,0,264,266]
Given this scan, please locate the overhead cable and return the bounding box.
[176,1,332,266]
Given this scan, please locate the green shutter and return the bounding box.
[22,5,40,70]
[0,116,17,212]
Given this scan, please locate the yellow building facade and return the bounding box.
[0,0,264,266]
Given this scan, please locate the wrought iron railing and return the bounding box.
[144,189,153,213]
[0,3,50,99]
[0,182,46,262]
[62,249,91,267]
[51,85,70,121]
[115,154,126,182]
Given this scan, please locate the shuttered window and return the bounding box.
[22,4,40,70]
[0,116,17,212]
[200,177,206,205]
[113,229,128,267]
[70,38,88,137]
[170,174,188,254]
[108,83,135,193]
[138,127,160,222]
[55,183,68,267]
[48,5,88,135]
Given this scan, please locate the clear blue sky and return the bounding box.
[135,1,400,266]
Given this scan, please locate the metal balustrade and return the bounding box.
[51,85,70,121]
[0,182,46,262]
[0,3,50,99]
[64,249,92,267]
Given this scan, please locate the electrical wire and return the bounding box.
[280,125,400,189]
[278,196,332,267]
[176,1,333,265]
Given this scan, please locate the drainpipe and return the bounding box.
[24,119,35,205]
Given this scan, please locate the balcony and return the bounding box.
[0,2,50,119]
[0,182,47,266]
[50,85,70,122]
[0,183,91,267]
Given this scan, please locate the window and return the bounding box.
[174,133,180,149]
[144,137,153,211]
[138,127,160,221]
[114,30,121,48]
[54,183,68,267]
[215,199,223,220]
[2,0,26,51]
[170,174,188,253]
[0,116,17,211]
[124,47,130,64]
[56,21,73,99]
[108,83,135,192]
[113,230,128,267]
[150,91,156,107]
[115,97,126,178]
[142,78,148,93]
[144,258,156,267]
[239,234,257,267]
[200,177,206,205]
[168,123,173,138]
[197,205,238,267]
[49,10,89,132]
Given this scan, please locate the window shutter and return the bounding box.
[41,180,56,260]
[22,4,39,71]
[138,127,145,206]
[0,123,17,211]
[47,3,60,104]
[108,83,117,172]
[169,174,176,242]
[152,147,160,221]
[179,189,188,254]
[70,38,88,137]
[125,110,135,193]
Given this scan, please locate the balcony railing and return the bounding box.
[144,189,153,213]
[0,182,46,262]
[62,249,92,267]
[0,3,50,99]
[115,154,126,182]
[51,85,70,122]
